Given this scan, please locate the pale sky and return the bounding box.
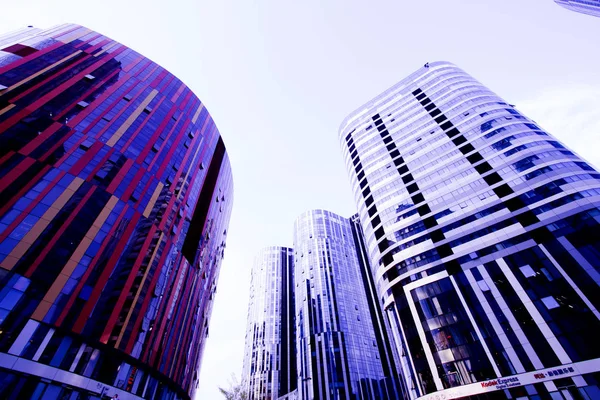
[2,1,600,399]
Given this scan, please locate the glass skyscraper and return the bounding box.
[339,62,600,400]
[555,0,600,17]
[0,24,233,399]
[242,246,297,400]
[294,210,402,400]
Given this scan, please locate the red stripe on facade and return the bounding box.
[24,186,95,278]
[124,236,174,354]
[21,47,127,111]
[18,122,63,156]
[0,169,66,243]
[69,140,103,176]
[54,202,132,326]
[106,158,134,194]
[101,224,158,343]
[73,211,142,335]
[121,167,146,201]
[0,41,63,75]
[68,71,130,130]
[0,157,35,193]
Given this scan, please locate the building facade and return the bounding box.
[555,0,600,17]
[293,210,402,400]
[242,247,297,400]
[339,62,600,400]
[0,24,233,399]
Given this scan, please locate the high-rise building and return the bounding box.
[242,246,297,400]
[0,24,233,400]
[554,0,600,17]
[293,210,402,400]
[339,61,600,400]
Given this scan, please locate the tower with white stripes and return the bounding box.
[339,61,600,400]
[555,0,600,17]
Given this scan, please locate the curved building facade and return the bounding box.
[293,210,401,400]
[339,62,600,399]
[555,0,600,17]
[0,24,233,399]
[242,246,296,400]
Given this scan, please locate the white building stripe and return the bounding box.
[464,269,526,374]
[540,243,600,321]
[496,258,572,365]
[478,266,545,370]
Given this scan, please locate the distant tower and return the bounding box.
[555,0,600,17]
[0,24,233,399]
[293,210,402,400]
[242,247,297,400]
[339,61,600,399]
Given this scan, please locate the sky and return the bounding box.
[2,1,600,398]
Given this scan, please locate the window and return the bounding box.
[541,296,560,310]
[477,280,490,292]
[520,265,535,278]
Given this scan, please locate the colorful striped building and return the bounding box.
[0,24,233,400]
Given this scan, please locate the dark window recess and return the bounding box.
[452,136,467,146]
[516,211,539,227]
[357,170,365,181]
[386,144,395,152]
[377,125,387,132]
[430,229,445,243]
[418,204,431,216]
[577,162,595,172]
[406,183,419,194]
[372,216,381,226]
[430,108,441,117]
[525,123,540,130]
[445,260,462,275]
[530,227,553,244]
[437,244,453,258]
[421,98,432,106]
[374,227,385,240]
[467,153,484,164]
[440,121,452,130]
[476,163,493,175]
[459,143,475,154]
[422,216,437,229]
[362,186,371,197]
[359,180,367,189]
[504,197,524,212]
[365,195,374,207]
[390,149,400,159]
[412,193,425,204]
[402,174,414,185]
[482,170,501,184]
[368,206,377,217]
[2,44,38,57]
[181,137,225,263]
[374,119,383,126]
[493,184,513,198]
[398,165,409,174]
[425,103,436,112]
[447,128,460,138]
[372,113,381,120]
